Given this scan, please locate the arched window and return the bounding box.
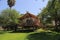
[26,18,33,25]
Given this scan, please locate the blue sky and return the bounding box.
[0,0,48,15]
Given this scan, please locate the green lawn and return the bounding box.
[0,32,29,40]
[0,29,60,40]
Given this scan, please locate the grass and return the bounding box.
[0,29,60,40]
[0,32,29,40]
[26,29,60,40]
[27,32,60,40]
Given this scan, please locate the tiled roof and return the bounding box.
[19,12,38,20]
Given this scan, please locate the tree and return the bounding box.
[38,0,60,31]
[7,0,15,8]
[46,0,60,31]
[38,8,51,29]
[0,9,20,31]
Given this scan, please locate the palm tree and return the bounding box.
[7,0,15,9]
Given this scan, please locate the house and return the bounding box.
[18,12,41,30]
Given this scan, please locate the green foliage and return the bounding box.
[7,0,15,8]
[38,0,60,28]
[0,9,20,26]
[27,32,60,40]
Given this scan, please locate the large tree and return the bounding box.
[0,9,20,31]
[47,0,60,31]
[38,0,60,31]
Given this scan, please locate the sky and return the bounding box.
[0,0,48,15]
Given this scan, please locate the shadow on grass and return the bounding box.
[9,30,34,33]
[27,32,60,40]
[0,31,6,34]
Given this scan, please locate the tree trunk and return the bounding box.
[54,16,59,31]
